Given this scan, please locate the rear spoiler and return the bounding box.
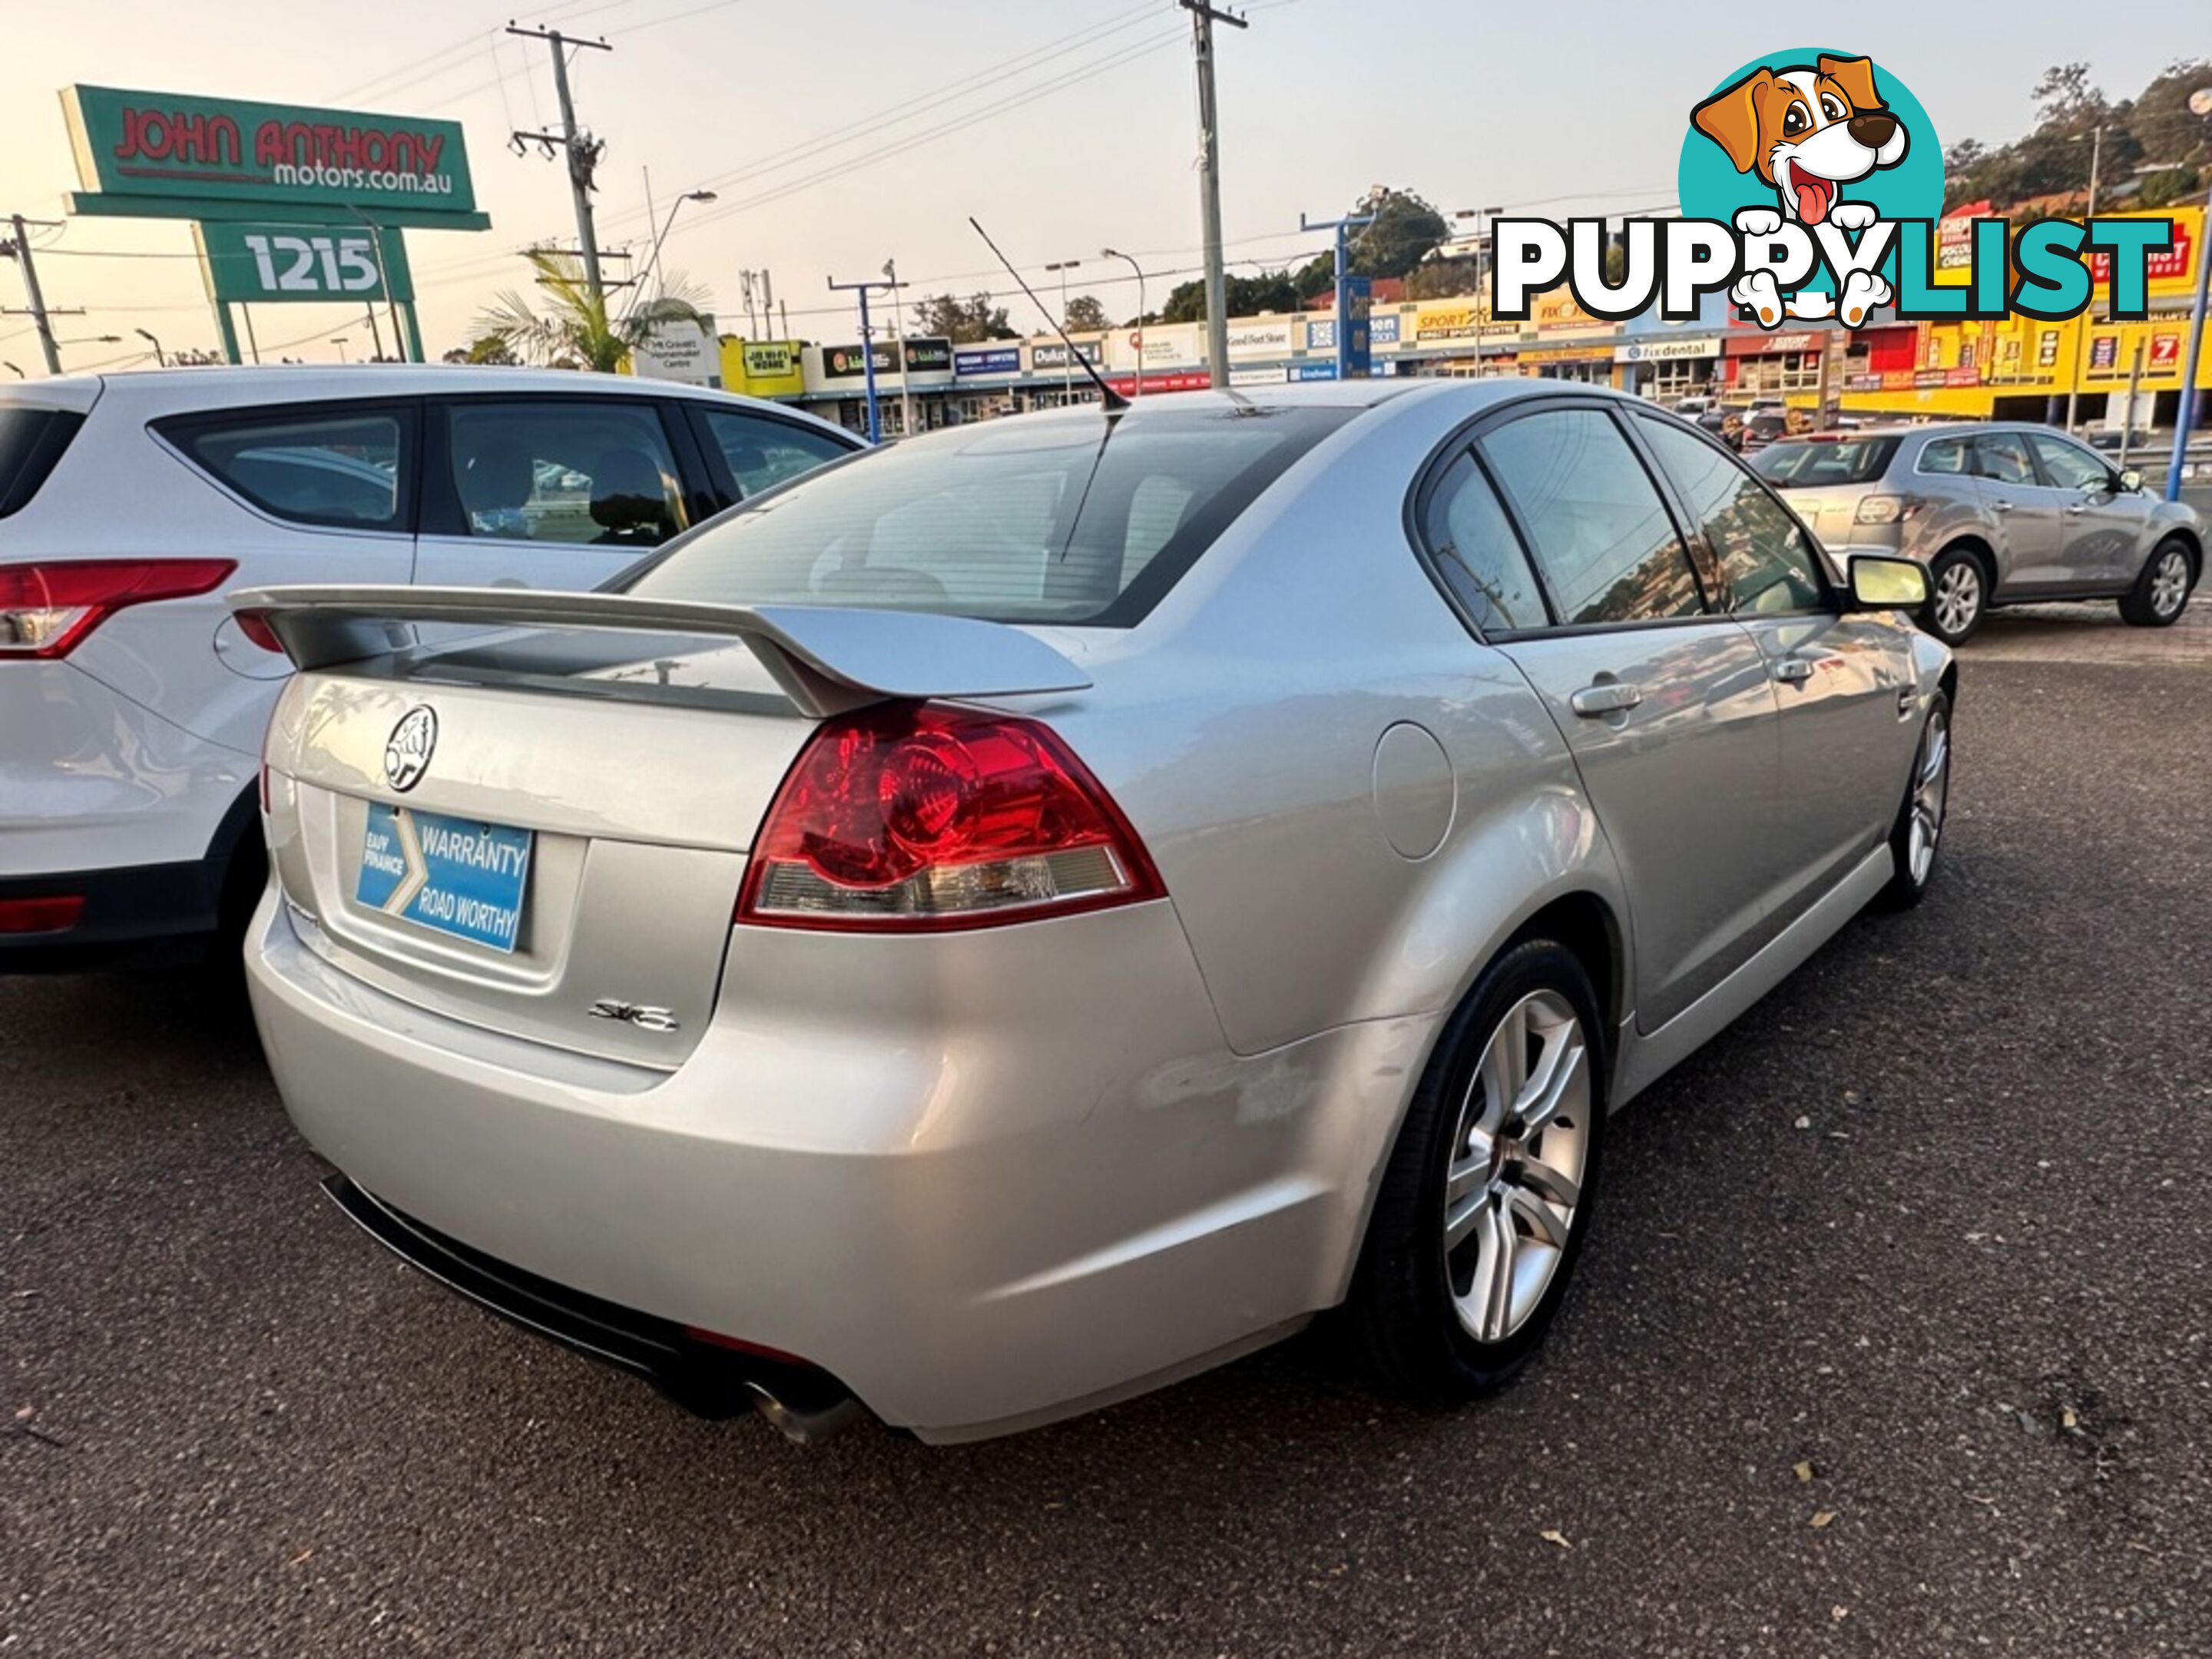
[229,584,1091,718]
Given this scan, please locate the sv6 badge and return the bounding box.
[588,998,681,1034]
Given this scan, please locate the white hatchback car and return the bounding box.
[0,366,859,969]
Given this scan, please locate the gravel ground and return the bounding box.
[3,622,2207,1657]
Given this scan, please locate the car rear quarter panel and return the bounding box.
[1031,389,1631,1063]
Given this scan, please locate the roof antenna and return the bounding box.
[969,217,1129,417]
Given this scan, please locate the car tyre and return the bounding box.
[2119,537,2195,628]
[1877,690,1952,909]
[1346,939,1606,1403]
[1921,547,1988,645]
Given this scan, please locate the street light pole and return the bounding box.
[2164,88,2212,502]
[633,189,717,320]
[1045,260,1081,401]
[329,336,349,363]
[2063,124,2102,435]
[1301,210,1376,381]
[1101,247,1146,397]
[828,273,896,443]
[134,328,165,366]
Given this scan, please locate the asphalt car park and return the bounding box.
[3,601,2206,1657]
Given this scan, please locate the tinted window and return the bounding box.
[1479,409,1703,627]
[172,409,408,528]
[623,406,1353,626]
[1919,438,1969,475]
[1420,450,1548,632]
[1970,432,2036,486]
[2026,433,2111,492]
[446,401,687,549]
[0,406,84,518]
[698,408,853,498]
[1642,419,1826,615]
[1753,435,1899,487]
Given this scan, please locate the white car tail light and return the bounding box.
[0,559,236,659]
[737,704,1163,932]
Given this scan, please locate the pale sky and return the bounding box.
[2,0,2204,373]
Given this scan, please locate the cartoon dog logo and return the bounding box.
[1692,54,1908,325]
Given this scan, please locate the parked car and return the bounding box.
[239,381,1954,1443]
[0,366,861,969]
[1754,422,2202,644]
[1739,409,1791,453]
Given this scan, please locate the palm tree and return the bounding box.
[471,247,711,373]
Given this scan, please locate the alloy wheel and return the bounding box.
[1933,561,1981,638]
[1909,707,1950,886]
[2151,548,2190,620]
[1445,991,1591,1343]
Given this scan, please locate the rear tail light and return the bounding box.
[737,703,1164,932]
[1855,495,1911,525]
[0,896,84,935]
[0,559,237,659]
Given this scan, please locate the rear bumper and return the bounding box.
[246,890,1426,1440]
[0,793,258,971]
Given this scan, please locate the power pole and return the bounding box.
[1180,0,1247,389]
[881,259,916,438]
[508,24,614,306]
[3,215,68,375]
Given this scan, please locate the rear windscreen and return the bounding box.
[0,407,86,518]
[1753,436,1899,488]
[618,404,1356,627]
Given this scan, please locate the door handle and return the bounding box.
[1569,681,1643,717]
[1988,498,2013,512]
[2065,504,2086,515]
[1773,657,1816,685]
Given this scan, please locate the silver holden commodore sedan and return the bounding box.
[237,382,1954,1444]
[1753,422,2203,646]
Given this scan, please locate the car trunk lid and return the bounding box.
[246,585,1092,1068]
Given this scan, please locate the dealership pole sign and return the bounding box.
[58,84,491,367]
[194,220,413,303]
[61,85,485,228]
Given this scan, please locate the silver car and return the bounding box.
[238,382,1953,1443]
[1754,422,2203,645]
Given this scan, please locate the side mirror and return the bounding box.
[1847,554,1929,611]
[2120,468,2144,494]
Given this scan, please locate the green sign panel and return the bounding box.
[195,221,413,304]
[61,84,486,230]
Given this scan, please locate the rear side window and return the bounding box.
[166,407,412,530]
[1479,409,1704,628]
[1419,450,1549,633]
[0,406,85,518]
[697,407,853,498]
[622,405,1354,627]
[443,400,688,550]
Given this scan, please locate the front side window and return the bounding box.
[2026,434,2112,493]
[1970,432,2037,487]
[1478,409,1704,627]
[1419,449,1549,632]
[622,405,1353,626]
[445,401,687,548]
[698,409,854,498]
[1641,419,1826,615]
[169,408,408,529]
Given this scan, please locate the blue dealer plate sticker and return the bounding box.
[356,803,533,953]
